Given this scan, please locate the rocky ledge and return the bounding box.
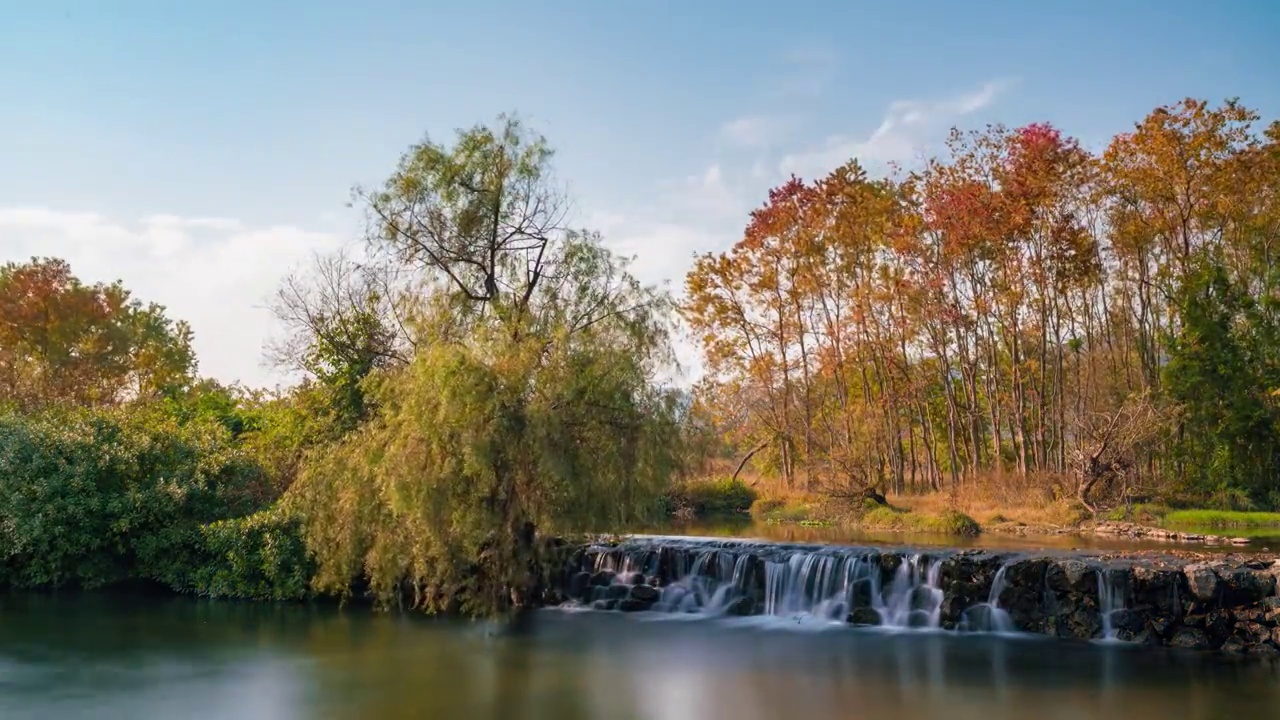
[544,537,1280,657]
[1089,521,1253,546]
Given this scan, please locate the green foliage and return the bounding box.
[857,503,981,536]
[666,477,758,517]
[152,507,315,601]
[290,306,682,616]
[0,407,267,589]
[287,117,685,619]
[1164,259,1280,504]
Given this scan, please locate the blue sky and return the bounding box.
[2,0,1278,387]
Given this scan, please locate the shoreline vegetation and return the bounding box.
[5,98,1280,619]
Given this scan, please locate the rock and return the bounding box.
[1251,643,1280,656]
[568,571,592,598]
[1230,538,1251,545]
[1184,563,1221,603]
[1220,636,1247,654]
[618,598,651,612]
[629,584,660,603]
[1235,621,1271,645]
[591,599,617,611]
[589,570,616,587]
[724,596,755,616]
[1046,559,1095,594]
[1170,627,1210,650]
[1110,608,1147,635]
[848,607,882,626]
[605,584,631,601]
[616,571,645,586]
[1221,568,1276,606]
[1132,566,1184,616]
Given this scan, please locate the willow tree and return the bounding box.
[285,116,681,618]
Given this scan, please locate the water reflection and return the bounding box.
[626,518,1280,554]
[1,593,1276,720]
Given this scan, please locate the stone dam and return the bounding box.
[544,535,1280,656]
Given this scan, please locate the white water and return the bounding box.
[1096,568,1128,642]
[583,542,967,632]
[959,565,1015,634]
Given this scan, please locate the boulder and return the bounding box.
[590,570,617,587]
[1184,563,1220,604]
[1220,636,1247,654]
[1131,566,1184,616]
[618,598,652,612]
[723,596,755,616]
[616,571,645,586]
[605,584,631,601]
[848,607,882,626]
[1220,568,1276,607]
[567,571,592,599]
[1169,627,1210,650]
[1046,559,1096,595]
[1235,621,1271,645]
[629,584,660,603]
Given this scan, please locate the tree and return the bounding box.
[269,250,410,432]
[286,117,680,618]
[0,257,195,410]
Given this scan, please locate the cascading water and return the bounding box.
[959,564,1015,634]
[1096,567,1128,642]
[874,556,944,628]
[572,538,951,631]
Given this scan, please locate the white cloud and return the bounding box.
[717,115,794,149]
[0,207,344,389]
[778,79,1013,179]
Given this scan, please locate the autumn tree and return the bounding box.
[685,96,1280,511]
[0,257,195,411]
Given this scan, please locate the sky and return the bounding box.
[2,0,1279,389]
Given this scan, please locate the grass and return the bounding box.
[1160,509,1280,530]
[664,476,758,518]
[746,491,981,537]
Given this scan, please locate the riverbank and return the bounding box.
[692,477,1280,548]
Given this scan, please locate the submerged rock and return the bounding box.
[847,607,881,626]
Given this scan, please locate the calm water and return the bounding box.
[2,593,1277,720]
[633,519,1280,554]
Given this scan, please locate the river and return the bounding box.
[2,592,1276,720]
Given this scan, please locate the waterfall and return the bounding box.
[874,556,944,629]
[1096,568,1127,642]
[958,564,1015,634]
[574,538,955,631]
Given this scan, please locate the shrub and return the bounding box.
[749,497,787,518]
[147,507,315,601]
[0,407,267,590]
[666,477,758,517]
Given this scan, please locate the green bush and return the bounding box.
[149,507,315,601]
[666,477,758,517]
[749,497,787,518]
[0,407,267,590]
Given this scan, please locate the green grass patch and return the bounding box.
[859,502,982,536]
[665,477,758,518]
[1161,509,1280,530]
[1105,503,1173,524]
